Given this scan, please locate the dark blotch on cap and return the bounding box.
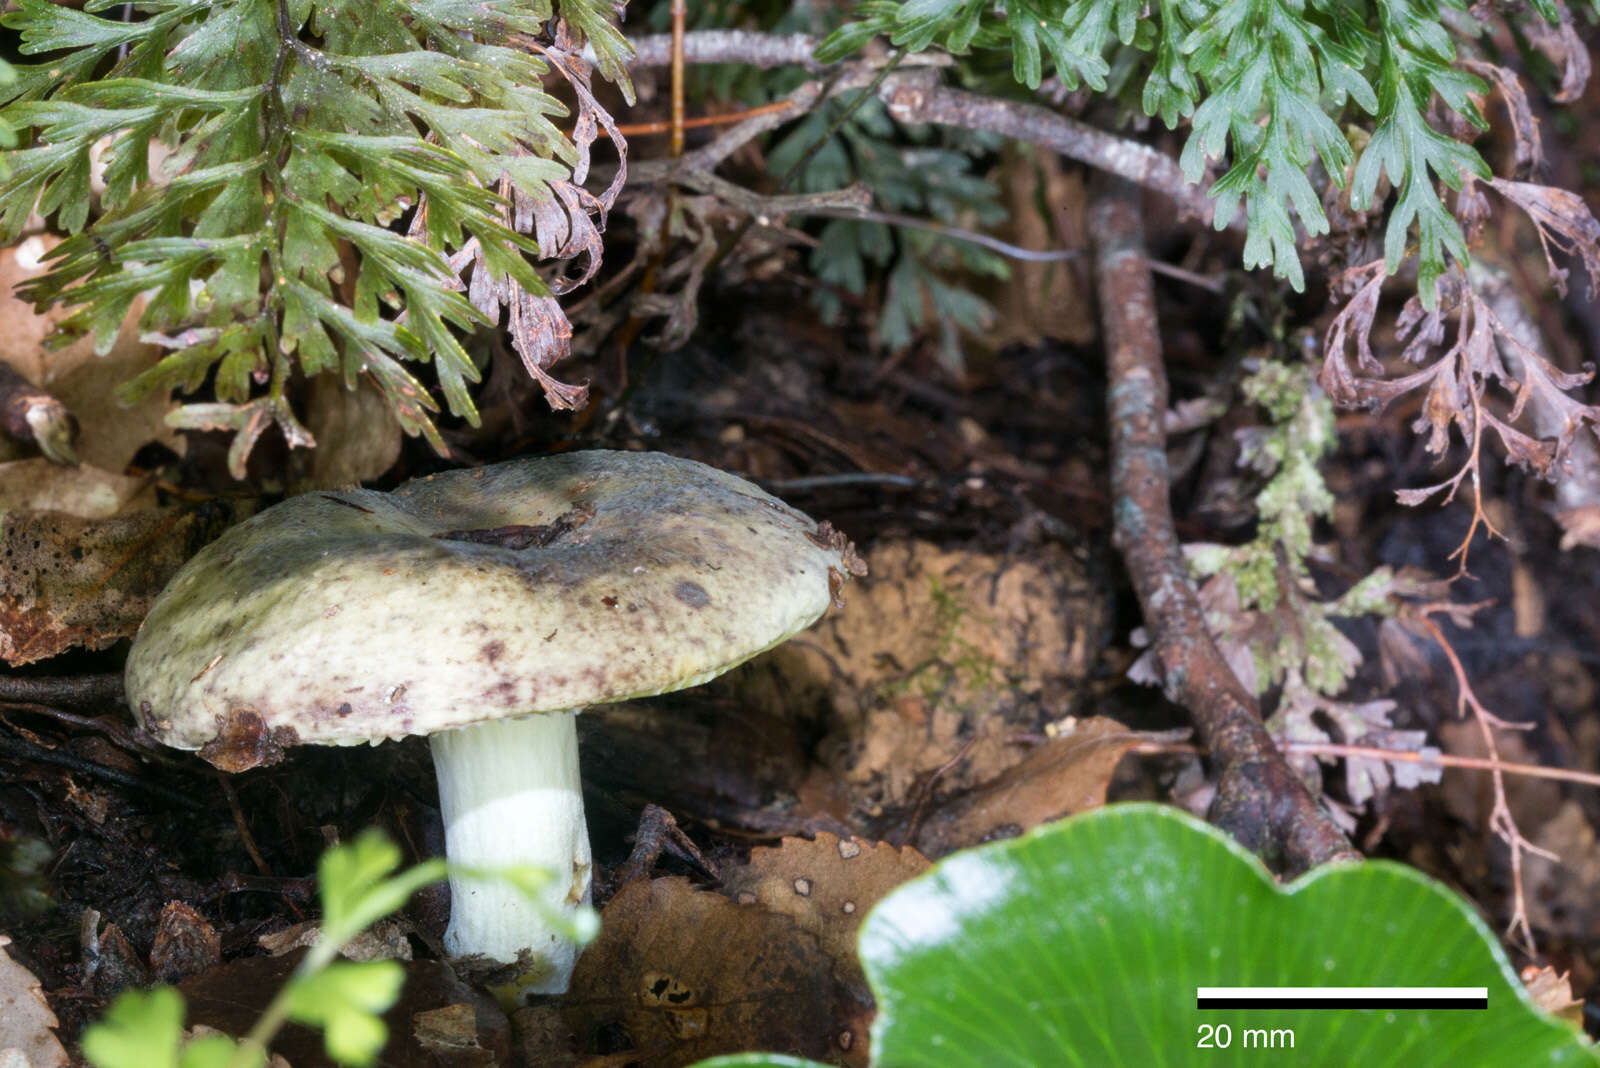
[673,580,711,608]
[483,640,506,664]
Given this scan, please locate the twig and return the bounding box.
[898,733,981,848]
[629,163,872,220]
[782,55,904,191]
[739,413,880,471]
[807,204,1080,262]
[881,79,1217,225]
[0,722,205,811]
[632,162,1226,286]
[615,803,715,886]
[217,770,272,877]
[669,0,686,157]
[1091,176,1357,875]
[0,673,125,707]
[1285,742,1600,788]
[681,64,904,174]
[1137,738,1600,789]
[810,204,1224,287]
[625,31,829,72]
[1471,260,1600,521]
[760,472,921,493]
[2,702,182,768]
[606,100,795,138]
[702,53,906,280]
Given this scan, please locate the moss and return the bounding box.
[1191,355,1398,700]
[880,575,1007,703]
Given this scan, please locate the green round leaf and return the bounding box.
[692,804,1594,1067]
[861,803,1595,1066]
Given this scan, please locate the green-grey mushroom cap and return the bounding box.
[126,450,863,768]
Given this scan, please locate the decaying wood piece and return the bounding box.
[1090,177,1357,875]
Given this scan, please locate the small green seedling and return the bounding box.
[79,829,597,1068]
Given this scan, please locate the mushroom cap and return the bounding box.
[125,451,859,770]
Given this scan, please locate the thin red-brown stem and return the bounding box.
[670,0,686,157]
[1415,609,1550,951]
[1091,177,1357,876]
[1448,389,1505,577]
[898,733,982,848]
[217,771,272,877]
[1136,739,1600,789]
[604,100,795,139]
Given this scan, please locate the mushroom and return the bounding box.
[124,450,863,996]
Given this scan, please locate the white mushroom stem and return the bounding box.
[430,711,593,995]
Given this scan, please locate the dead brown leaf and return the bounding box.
[1323,258,1600,564]
[412,1002,500,1066]
[563,877,841,1066]
[289,374,402,492]
[149,901,221,984]
[0,459,153,518]
[0,934,68,1068]
[1520,965,1586,1030]
[0,236,180,472]
[911,715,1142,855]
[976,146,1093,351]
[82,911,150,998]
[720,833,929,1004]
[1462,61,1542,175]
[1320,259,1389,407]
[509,289,586,411]
[442,26,622,416]
[1522,3,1590,104]
[1489,179,1600,298]
[1555,504,1600,551]
[0,499,242,665]
[259,919,413,962]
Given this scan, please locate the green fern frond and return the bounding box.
[819,0,1519,304]
[0,0,631,475]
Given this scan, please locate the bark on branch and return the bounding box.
[628,31,828,72]
[0,673,125,708]
[1091,177,1357,876]
[620,31,1218,223]
[880,78,1215,224]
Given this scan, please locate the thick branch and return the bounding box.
[621,31,1214,222]
[1091,177,1357,876]
[882,79,1215,224]
[628,31,827,71]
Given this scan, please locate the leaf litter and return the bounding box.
[561,877,840,1066]
[0,935,68,1068]
[6,69,1600,1063]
